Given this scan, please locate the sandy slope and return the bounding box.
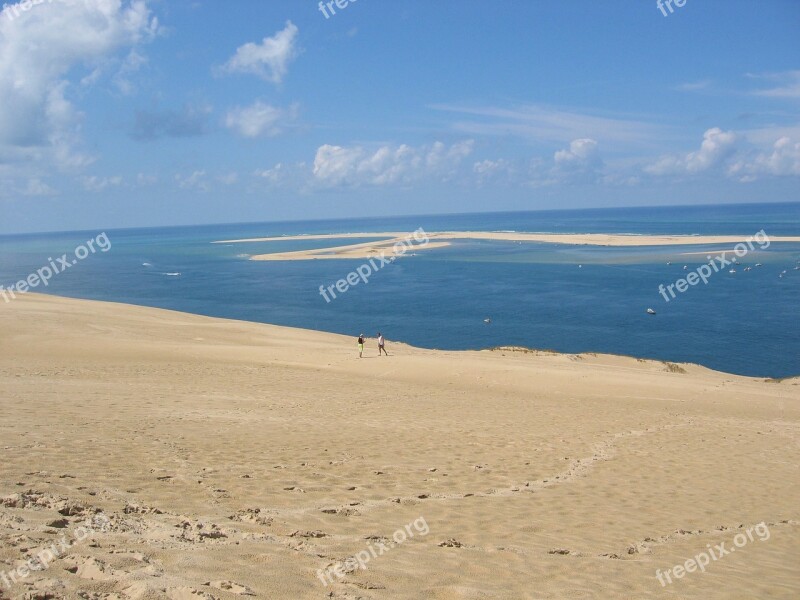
[0,294,798,599]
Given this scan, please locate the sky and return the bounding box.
[0,0,799,234]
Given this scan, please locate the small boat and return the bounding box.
[729,269,736,274]
[667,261,672,265]
[744,267,752,272]
[647,308,656,315]
[484,318,492,324]
[755,263,763,267]
[683,265,688,270]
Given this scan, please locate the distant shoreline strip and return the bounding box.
[210,231,800,261]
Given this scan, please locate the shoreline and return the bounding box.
[8,292,798,381]
[210,231,800,261]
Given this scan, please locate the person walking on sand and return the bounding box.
[357,333,365,358]
[377,332,388,356]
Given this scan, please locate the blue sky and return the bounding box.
[0,0,799,234]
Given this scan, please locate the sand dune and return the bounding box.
[0,294,798,599]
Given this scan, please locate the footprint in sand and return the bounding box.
[166,587,218,600]
[46,518,70,528]
[121,582,149,599]
[64,556,120,581]
[289,530,327,538]
[204,580,255,596]
[321,507,361,517]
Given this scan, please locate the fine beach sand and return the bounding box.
[210,232,800,261]
[1,294,798,599]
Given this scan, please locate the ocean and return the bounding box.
[1,202,798,378]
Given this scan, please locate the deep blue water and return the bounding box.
[1,202,798,378]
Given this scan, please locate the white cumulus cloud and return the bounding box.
[474,158,512,177]
[219,21,299,84]
[312,140,474,188]
[554,138,601,171]
[254,163,288,183]
[175,170,209,192]
[728,136,800,181]
[645,128,738,176]
[524,138,604,187]
[0,0,159,168]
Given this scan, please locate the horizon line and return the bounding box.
[1,199,798,239]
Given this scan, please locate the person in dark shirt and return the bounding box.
[357,334,365,358]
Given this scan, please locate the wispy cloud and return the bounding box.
[747,70,800,99]
[431,104,670,147]
[175,170,209,192]
[23,178,58,197]
[251,162,307,190]
[136,173,158,187]
[132,104,211,141]
[740,124,800,146]
[224,102,298,138]
[675,80,712,92]
[80,175,123,192]
[217,172,239,185]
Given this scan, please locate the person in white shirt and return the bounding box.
[377,332,388,356]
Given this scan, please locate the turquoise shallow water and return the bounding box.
[1,202,798,377]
